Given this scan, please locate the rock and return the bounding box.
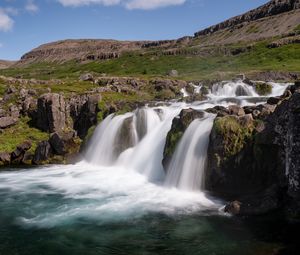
[22,97,37,116]
[0,109,6,118]
[163,109,204,169]
[206,106,229,117]
[36,93,67,133]
[70,94,101,139]
[228,105,245,116]
[32,141,53,164]
[167,70,178,77]
[113,116,137,157]
[8,105,20,118]
[239,114,253,128]
[255,82,272,96]
[267,97,281,105]
[11,141,32,164]
[0,152,11,165]
[224,201,241,215]
[80,73,94,82]
[49,131,77,156]
[0,117,18,129]
[243,78,255,86]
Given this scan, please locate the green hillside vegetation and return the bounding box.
[1,41,299,81]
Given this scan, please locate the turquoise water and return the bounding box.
[0,164,298,255]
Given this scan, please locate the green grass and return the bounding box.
[0,40,299,82]
[0,117,49,153]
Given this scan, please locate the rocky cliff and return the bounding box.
[195,0,300,37]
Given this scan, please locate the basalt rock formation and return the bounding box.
[206,82,300,217]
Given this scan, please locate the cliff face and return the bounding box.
[195,0,300,37]
[18,39,150,65]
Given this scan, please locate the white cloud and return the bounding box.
[58,0,121,7]
[57,0,186,9]
[0,9,14,32]
[25,0,39,13]
[125,0,186,10]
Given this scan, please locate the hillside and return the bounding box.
[1,0,300,80]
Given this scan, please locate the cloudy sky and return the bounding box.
[0,0,268,60]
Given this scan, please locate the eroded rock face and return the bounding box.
[36,93,67,133]
[163,109,204,169]
[49,131,78,156]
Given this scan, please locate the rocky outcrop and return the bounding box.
[69,94,101,139]
[11,141,32,164]
[205,83,300,217]
[163,109,204,169]
[35,93,67,133]
[195,0,300,37]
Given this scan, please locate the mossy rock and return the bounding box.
[255,82,272,96]
[213,115,255,158]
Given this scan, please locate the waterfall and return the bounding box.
[210,81,258,97]
[85,112,139,166]
[164,114,215,191]
[85,81,290,190]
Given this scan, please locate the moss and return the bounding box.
[164,130,184,160]
[255,82,272,96]
[214,116,254,158]
[0,117,49,153]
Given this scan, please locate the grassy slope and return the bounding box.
[1,41,299,81]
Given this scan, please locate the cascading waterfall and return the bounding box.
[164,113,215,191]
[0,80,291,231]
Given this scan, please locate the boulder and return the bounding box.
[0,109,6,118]
[0,117,17,129]
[0,152,11,165]
[36,93,67,133]
[32,141,53,164]
[80,73,94,82]
[49,131,77,156]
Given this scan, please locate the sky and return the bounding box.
[0,0,269,60]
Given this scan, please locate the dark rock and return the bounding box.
[11,141,32,164]
[70,94,101,139]
[32,141,53,164]
[36,93,67,133]
[224,201,241,215]
[49,131,77,156]
[267,97,281,105]
[0,117,18,129]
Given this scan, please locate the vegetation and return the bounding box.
[0,117,49,153]
[255,82,273,95]
[1,41,299,81]
[214,116,254,158]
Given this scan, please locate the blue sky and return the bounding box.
[0,0,269,60]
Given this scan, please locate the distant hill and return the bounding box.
[0,60,16,69]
